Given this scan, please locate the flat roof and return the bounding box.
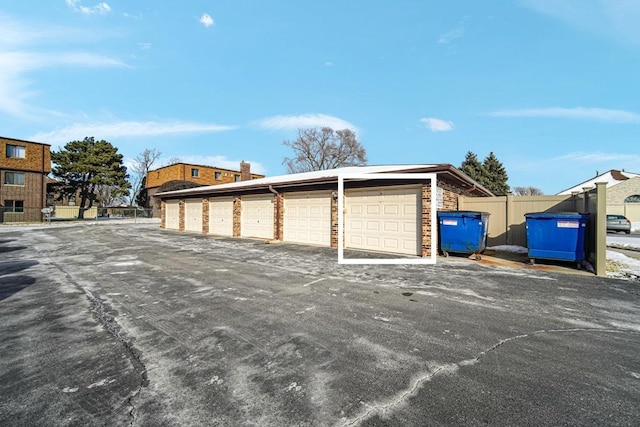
[0,135,51,146]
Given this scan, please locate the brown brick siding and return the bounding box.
[274,194,283,240]
[233,197,241,237]
[421,183,432,257]
[160,200,166,228]
[179,200,185,232]
[0,137,51,174]
[146,163,263,189]
[1,137,50,222]
[202,197,209,234]
[330,192,338,249]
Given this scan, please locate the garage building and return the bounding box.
[157,165,492,257]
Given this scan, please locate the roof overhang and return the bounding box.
[156,164,493,198]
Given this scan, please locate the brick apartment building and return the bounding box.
[0,136,51,222]
[145,161,264,213]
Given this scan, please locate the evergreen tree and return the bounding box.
[460,151,485,182]
[51,137,131,219]
[482,152,510,196]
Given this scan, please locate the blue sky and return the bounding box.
[1,0,639,194]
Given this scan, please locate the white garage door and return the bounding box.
[283,191,332,246]
[345,186,421,255]
[165,200,180,230]
[209,197,234,236]
[184,198,203,232]
[241,195,274,239]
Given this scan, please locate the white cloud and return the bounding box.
[66,0,112,15]
[138,42,151,50]
[0,14,125,118]
[420,117,454,132]
[551,151,640,165]
[31,120,237,143]
[255,114,358,132]
[488,107,640,123]
[199,13,214,27]
[521,0,640,45]
[437,15,469,44]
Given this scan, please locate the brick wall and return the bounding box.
[607,177,640,204]
[179,200,185,232]
[274,194,283,240]
[330,192,338,249]
[202,197,210,234]
[1,138,50,222]
[146,163,262,189]
[0,138,51,173]
[438,179,460,211]
[421,183,432,257]
[233,197,241,237]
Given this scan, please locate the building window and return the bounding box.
[215,171,221,180]
[234,174,240,182]
[4,200,24,213]
[6,144,26,158]
[4,172,25,185]
[191,168,199,178]
[625,195,640,203]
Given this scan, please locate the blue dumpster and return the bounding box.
[438,211,490,259]
[525,212,589,267]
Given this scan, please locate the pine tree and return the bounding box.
[460,151,485,183]
[482,152,510,196]
[51,137,131,219]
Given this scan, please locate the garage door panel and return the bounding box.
[209,197,234,236]
[346,186,421,256]
[283,192,332,246]
[184,199,203,232]
[165,200,180,230]
[241,195,274,239]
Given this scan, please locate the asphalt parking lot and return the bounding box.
[1,222,639,426]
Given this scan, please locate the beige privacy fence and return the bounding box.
[458,183,606,276]
[52,206,98,219]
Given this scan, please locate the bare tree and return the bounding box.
[96,185,128,207]
[128,148,162,206]
[513,186,544,196]
[282,127,367,173]
[164,156,182,167]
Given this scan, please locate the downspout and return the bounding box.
[461,183,478,196]
[269,185,280,240]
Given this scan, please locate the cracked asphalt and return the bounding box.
[1,221,639,426]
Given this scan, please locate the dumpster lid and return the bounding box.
[524,211,589,219]
[437,210,490,217]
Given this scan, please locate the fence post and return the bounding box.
[506,193,514,245]
[594,183,607,277]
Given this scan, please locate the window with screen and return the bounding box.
[4,172,25,185]
[6,144,26,158]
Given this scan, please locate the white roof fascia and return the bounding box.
[157,164,436,197]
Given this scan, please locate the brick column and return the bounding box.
[233,197,241,237]
[330,192,338,249]
[275,194,284,240]
[421,183,432,257]
[202,197,209,234]
[179,199,185,232]
[160,200,166,229]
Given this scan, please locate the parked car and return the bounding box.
[606,214,631,234]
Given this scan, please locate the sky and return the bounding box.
[1,0,639,194]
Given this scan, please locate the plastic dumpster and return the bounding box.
[438,211,490,260]
[524,212,589,268]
